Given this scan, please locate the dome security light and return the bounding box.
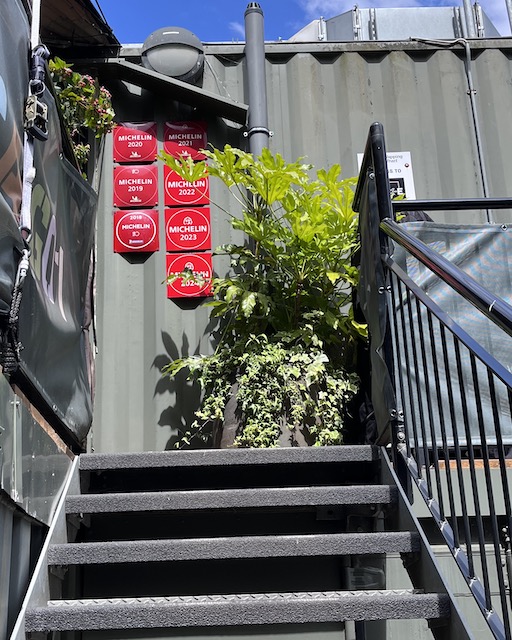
[141,27,204,84]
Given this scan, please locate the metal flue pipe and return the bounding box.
[244,2,270,158]
[506,0,512,34]
[462,0,477,36]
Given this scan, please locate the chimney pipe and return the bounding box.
[244,2,270,158]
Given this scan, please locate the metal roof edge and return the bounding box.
[117,38,512,60]
[96,59,248,124]
[207,38,512,55]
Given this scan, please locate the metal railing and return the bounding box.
[353,122,512,640]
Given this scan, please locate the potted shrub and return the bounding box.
[161,146,366,448]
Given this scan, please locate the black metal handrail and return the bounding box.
[393,198,512,211]
[354,122,512,640]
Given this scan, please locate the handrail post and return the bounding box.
[354,123,411,497]
[369,125,411,496]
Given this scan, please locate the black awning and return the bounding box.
[98,58,249,124]
[40,0,119,48]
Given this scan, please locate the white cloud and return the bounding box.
[296,0,510,35]
[229,21,246,39]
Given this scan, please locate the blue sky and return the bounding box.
[95,0,511,43]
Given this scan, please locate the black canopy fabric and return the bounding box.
[0,0,97,447]
[0,0,30,316]
[17,89,97,446]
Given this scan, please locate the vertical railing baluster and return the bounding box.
[458,347,492,605]
[437,323,461,548]
[470,362,512,637]
[417,303,444,519]
[400,285,422,477]
[489,373,512,625]
[389,274,411,459]
[405,289,430,489]
[449,334,476,577]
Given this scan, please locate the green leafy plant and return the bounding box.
[161,146,366,448]
[49,57,115,167]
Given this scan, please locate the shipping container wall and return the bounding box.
[91,40,512,453]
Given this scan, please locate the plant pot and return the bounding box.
[212,382,316,449]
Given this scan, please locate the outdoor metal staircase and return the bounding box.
[21,445,466,639]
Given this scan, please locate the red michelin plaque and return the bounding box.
[164,121,207,160]
[113,122,157,163]
[166,253,212,298]
[164,165,209,207]
[114,210,159,253]
[165,208,211,252]
[113,165,158,207]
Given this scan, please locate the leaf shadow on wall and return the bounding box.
[153,330,207,450]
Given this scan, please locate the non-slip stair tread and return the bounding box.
[66,485,397,514]
[44,589,438,605]
[79,446,379,471]
[25,590,450,631]
[48,531,420,564]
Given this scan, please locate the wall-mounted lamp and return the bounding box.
[141,27,204,85]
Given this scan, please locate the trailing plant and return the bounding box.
[49,57,115,167]
[161,146,366,448]
[170,336,358,448]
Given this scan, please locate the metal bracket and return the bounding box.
[24,95,48,141]
[14,249,30,288]
[394,410,407,452]
[369,8,377,40]
[352,6,362,40]
[243,126,273,138]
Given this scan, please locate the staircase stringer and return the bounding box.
[380,446,474,640]
[9,456,80,640]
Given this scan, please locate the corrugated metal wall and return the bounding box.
[91,39,512,453]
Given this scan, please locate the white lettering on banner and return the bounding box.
[168,225,208,234]
[167,179,206,188]
[118,178,153,185]
[41,215,67,322]
[118,134,153,141]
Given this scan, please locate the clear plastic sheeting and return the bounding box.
[392,222,512,446]
[0,373,72,526]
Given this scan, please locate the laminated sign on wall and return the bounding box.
[112,120,213,297]
[114,210,159,252]
[357,151,416,200]
[164,166,210,207]
[165,208,211,252]
[164,121,207,160]
[113,122,157,163]
[113,122,159,254]
[113,165,158,207]
[166,253,213,298]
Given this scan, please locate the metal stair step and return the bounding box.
[78,446,379,472]
[66,485,397,514]
[25,589,450,631]
[48,531,419,565]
